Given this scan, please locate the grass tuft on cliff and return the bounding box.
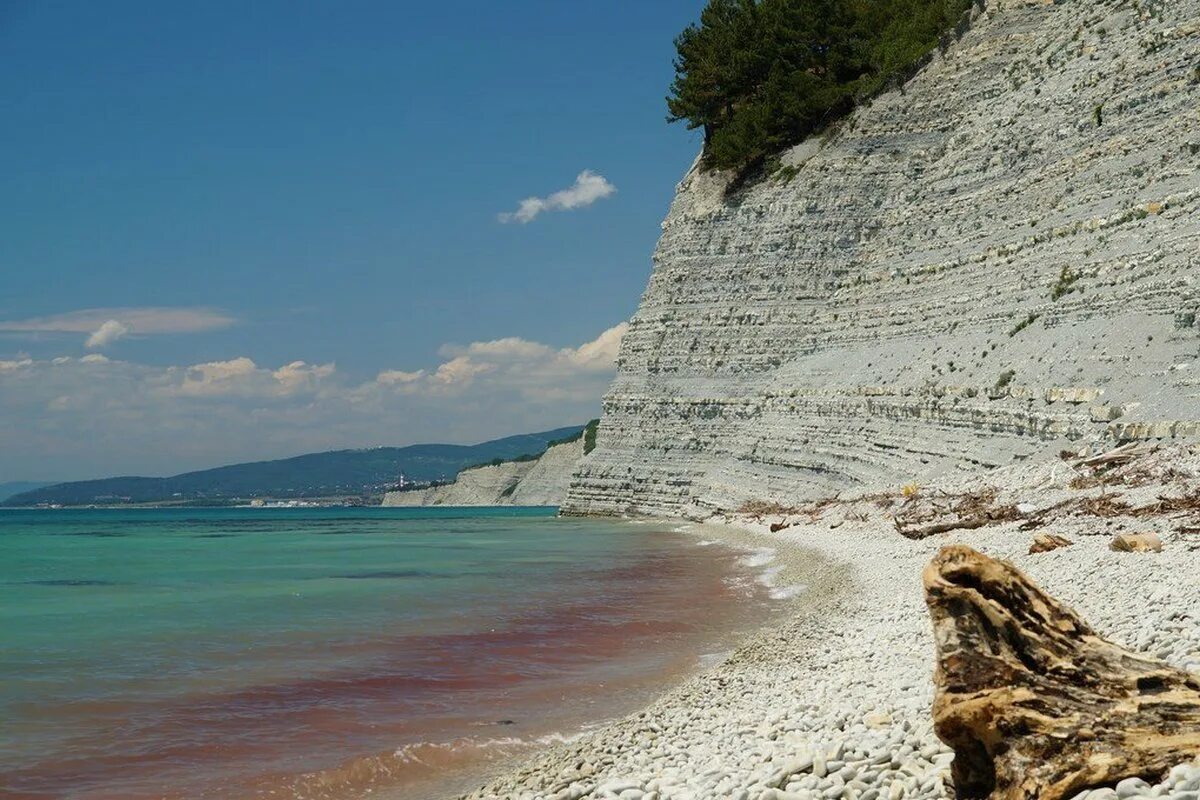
[667,0,973,174]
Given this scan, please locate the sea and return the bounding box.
[0,507,779,800]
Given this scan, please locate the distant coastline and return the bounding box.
[4,424,584,508]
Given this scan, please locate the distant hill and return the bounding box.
[0,482,54,502]
[6,426,585,506]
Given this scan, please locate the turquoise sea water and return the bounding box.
[0,507,767,800]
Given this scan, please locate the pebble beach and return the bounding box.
[463,450,1200,800]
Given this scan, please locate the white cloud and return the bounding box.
[0,323,626,480]
[498,170,616,224]
[376,322,628,401]
[431,356,494,388]
[0,306,235,341]
[85,319,130,349]
[565,322,628,369]
[173,357,261,397]
[163,357,337,398]
[0,358,33,372]
[452,337,551,360]
[376,369,425,386]
[272,360,336,394]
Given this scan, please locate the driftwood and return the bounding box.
[1028,532,1072,554]
[1110,531,1163,552]
[893,487,1022,539]
[897,514,993,539]
[1077,442,1153,468]
[924,545,1200,800]
[898,487,1200,541]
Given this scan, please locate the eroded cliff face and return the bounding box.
[382,438,584,507]
[565,0,1200,517]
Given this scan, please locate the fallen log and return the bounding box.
[896,514,991,539]
[924,545,1200,800]
[895,506,1019,539]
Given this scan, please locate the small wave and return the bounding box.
[333,570,443,580]
[277,729,592,799]
[756,564,784,586]
[738,547,777,568]
[721,573,761,600]
[727,547,791,601]
[698,649,733,669]
[392,730,590,765]
[752,563,807,601]
[696,539,717,546]
[768,583,807,600]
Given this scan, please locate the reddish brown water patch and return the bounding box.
[1,513,773,800]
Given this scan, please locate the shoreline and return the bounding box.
[458,520,864,800]
[398,520,824,800]
[367,521,794,800]
[461,450,1200,800]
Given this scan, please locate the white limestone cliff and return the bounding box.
[381,438,584,507]
[565,0,1200,517]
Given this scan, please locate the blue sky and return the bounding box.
[0,1,705,481]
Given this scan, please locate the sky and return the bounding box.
[0,1,706,482]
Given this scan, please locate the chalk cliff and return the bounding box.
[565,0,1200,517]
[382,438,583,507]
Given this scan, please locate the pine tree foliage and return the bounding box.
[667,0,973,172]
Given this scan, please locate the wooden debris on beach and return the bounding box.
[893,487,1020,539]
[737,499,800,521]
[738,496,845,526]
[924,545,1200,800]
[891,480,1200,542]
[1076,441,1153,468]
[1110,531,1163,552]
[1028,532,1072,553]
[1066,444,1190,491]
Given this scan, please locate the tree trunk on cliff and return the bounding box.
[923,545,1200,800]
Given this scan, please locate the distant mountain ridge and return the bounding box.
[6,426,585,506]
[0,482,54,502]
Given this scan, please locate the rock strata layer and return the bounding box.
[565,0,1200,516]
[382,438,583,507]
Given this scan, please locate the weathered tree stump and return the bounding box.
[924,545,1200,800]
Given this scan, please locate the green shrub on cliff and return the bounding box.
[667,0,973,173]
[583,418,600,455]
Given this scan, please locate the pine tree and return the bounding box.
[666,0,972,174]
